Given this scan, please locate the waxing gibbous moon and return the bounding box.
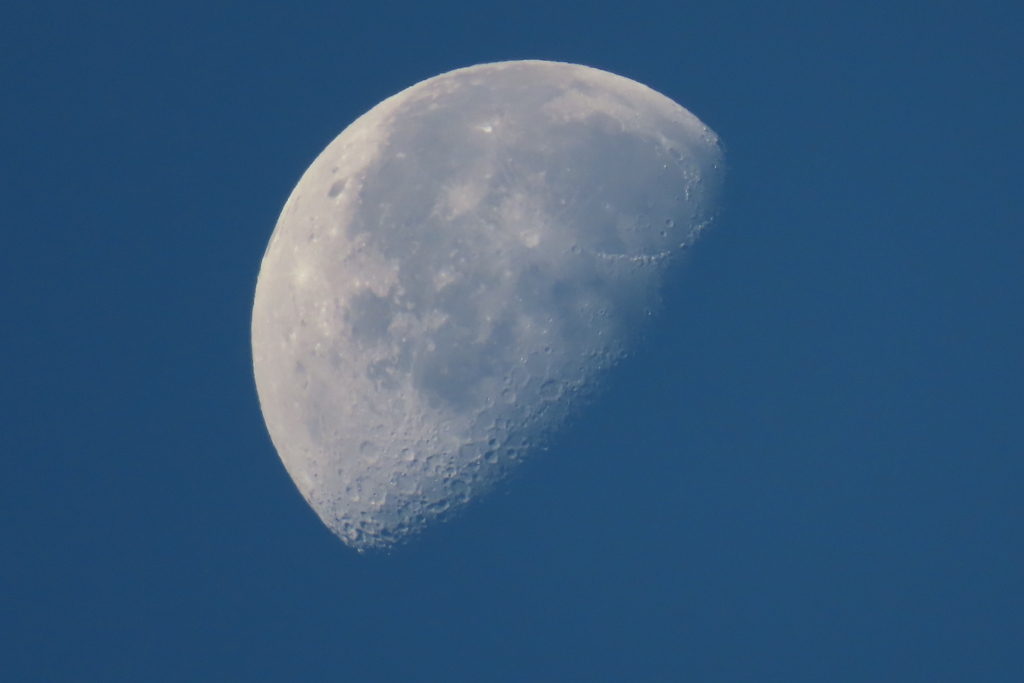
[252,60,723,550]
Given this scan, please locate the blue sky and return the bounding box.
[2,2,1022,681]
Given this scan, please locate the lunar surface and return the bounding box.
[252,60,723,550]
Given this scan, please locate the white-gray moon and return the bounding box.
[252,60,723,550]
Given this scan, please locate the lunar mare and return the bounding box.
[252,60,723,550]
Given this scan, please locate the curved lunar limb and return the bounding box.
[252,60,723,550]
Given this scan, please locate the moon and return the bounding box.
[252,60,723,550]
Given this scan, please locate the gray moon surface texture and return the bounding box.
[251,60,723,550]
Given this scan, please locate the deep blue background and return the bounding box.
[2,1,1022,680]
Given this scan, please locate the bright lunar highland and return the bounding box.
[252,60,723,550]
